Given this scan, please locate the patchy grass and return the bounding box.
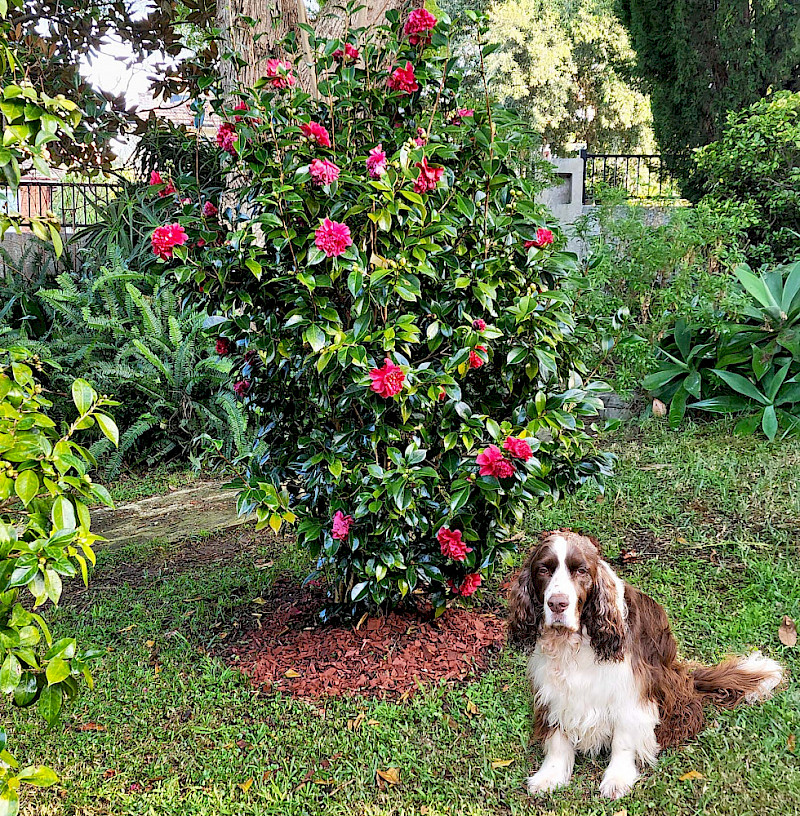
[12,420,800,816]
[102,465,206,505]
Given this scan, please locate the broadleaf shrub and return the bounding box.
[169,10,613,617]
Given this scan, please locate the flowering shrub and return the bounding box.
[169,10,612,617]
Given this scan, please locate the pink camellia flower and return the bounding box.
[524,227,555,249]
[149,170,163,186]
[503,436,534,462]
[472,318,486,331]
[216,122,237,155]
[437,527,472,561]
[476,445,516,479]
[309,158,341,185]
[437,388,447,402]
[369,358,405,398]
[333,43,359,62]
[151,223,188,260]
[233,379,250,398]
[315,218,352,257]
[149,170,176,197]
[366,145,388,178]
[449,572,482,596]
[331,510,354,540]
[455,108,475,121]
[203,200,218,217]
[388,61,419,94]
[265,58,296,89]
[300,121,331,148]
[415,127,427,147]
[414,157,444,194]
[404,8,437,45]
[469,344,487,369]
[216,337,233,356]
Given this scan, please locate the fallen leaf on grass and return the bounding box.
[75,723,106,732]
[145,640,155,648]
[679,770,704,781]
[118,625,136,632]
[238,777,253,793]
[490,759,514,769]
[779,616,797,647]
[376,768,400,786]
[788,734,796,753]
[652,398,667,417]
[612,809,627,816]
[103,769,118,778]
[347,712,365,731]
[465,700,479,717]
[367,719,381,726]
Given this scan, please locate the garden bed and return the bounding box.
[225,577,506,700]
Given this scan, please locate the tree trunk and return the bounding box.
[216,0,317,95]
[314,0,422,44]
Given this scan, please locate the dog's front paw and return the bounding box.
[599,768,638,799]
[527,769,571,795]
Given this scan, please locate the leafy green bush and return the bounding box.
[0,347,117,812]
[644,261,800,439]
[692,91,800,264]
[571,193,749,395]
[165,10,613,618]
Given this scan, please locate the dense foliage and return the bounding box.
[644,261,800,439]
[165,10,613,617]
[692,91,800,264]
[617,0,800,161]
[0,348,117,812]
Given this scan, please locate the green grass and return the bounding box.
[13,419,800,815]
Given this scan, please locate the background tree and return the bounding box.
[616,0,800,161]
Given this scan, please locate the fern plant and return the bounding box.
[36,255,249,475]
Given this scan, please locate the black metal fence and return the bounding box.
[1,180,122,232]
[580,152,682,205]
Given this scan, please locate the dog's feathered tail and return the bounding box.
[691,651,783,708]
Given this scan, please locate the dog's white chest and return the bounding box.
[528,634,640,754]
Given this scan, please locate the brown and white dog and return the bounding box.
[508,530,783,799]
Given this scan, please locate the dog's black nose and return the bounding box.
[548,594,569,613]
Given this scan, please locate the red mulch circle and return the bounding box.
[226,578,507,700]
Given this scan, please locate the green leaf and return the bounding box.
[710,369,768,405]
[668,385,689,429]
[304,325,326,353]
[0,653,21,694]
[37,683,62,726]
[94,413,119,447]
[51,496,76,531]
[734,264,779,313]
[17,765,58,787]
[0,787,19,816]
[14,470,38,506]
[45,657,70,685]
[71,379,96,415]
[761,404,778,441]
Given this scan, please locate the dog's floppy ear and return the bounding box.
[507,556,542,653]
[582,561,625,661]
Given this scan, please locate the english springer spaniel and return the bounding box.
[508,530,783,799]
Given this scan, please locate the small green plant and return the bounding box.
[645,261,800,439]
[0,346,118,813]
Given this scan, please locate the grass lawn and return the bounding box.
[14,420,800,816]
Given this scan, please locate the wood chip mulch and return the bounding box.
[225,578,507,700]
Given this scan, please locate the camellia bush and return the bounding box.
[166,8,613,618]
[0,347,118,813]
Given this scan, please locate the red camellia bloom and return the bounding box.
[202,200,218,217]
[369,358,405,398]
[437,527,472,561]
[404,8,437,44]
[414,157,444,194]
[331,510,354,540]
[149,170,162,186]
[151,223,188,260]
[366,145,388,178]
[437,388,447,402]
[233,100,248,122]
[503,436,534,461]
[469,344,487,369]
[333,43,359,61]
[315,218,352,257]
[476,445,516,478]
[300,121,332,148]
[459,573,482,596]
[233,379,250,397]
[388,61,419,94]
[216,122,237,155]
[454,108,474,122]
[265,58,296,89]
[309,158,341,185]
[150,170,176,197]
[524,227,555,249]
[472,318,486,331]
[216,337,233,356]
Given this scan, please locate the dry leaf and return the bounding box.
[465,700,479,717]
[490,759,514,769]
[145,640,155,648]
[74,722,106,732]
[367,719,380,726]
[238,777,254,793]
[652,398,667,417]
[118,625,136,632]
[348,712,365,731]
[284,669,300,678]
[612,810,627,816]
[376,767,400,786]
[779,616,797,647]
[787,734,796,753]
[252,597,267,605]
[679,770,704,781]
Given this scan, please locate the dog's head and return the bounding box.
[507,530,626,661]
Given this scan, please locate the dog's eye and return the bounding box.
[537,566,550,576]
[575,566,588,575]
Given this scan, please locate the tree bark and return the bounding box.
[314,0,422,44]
